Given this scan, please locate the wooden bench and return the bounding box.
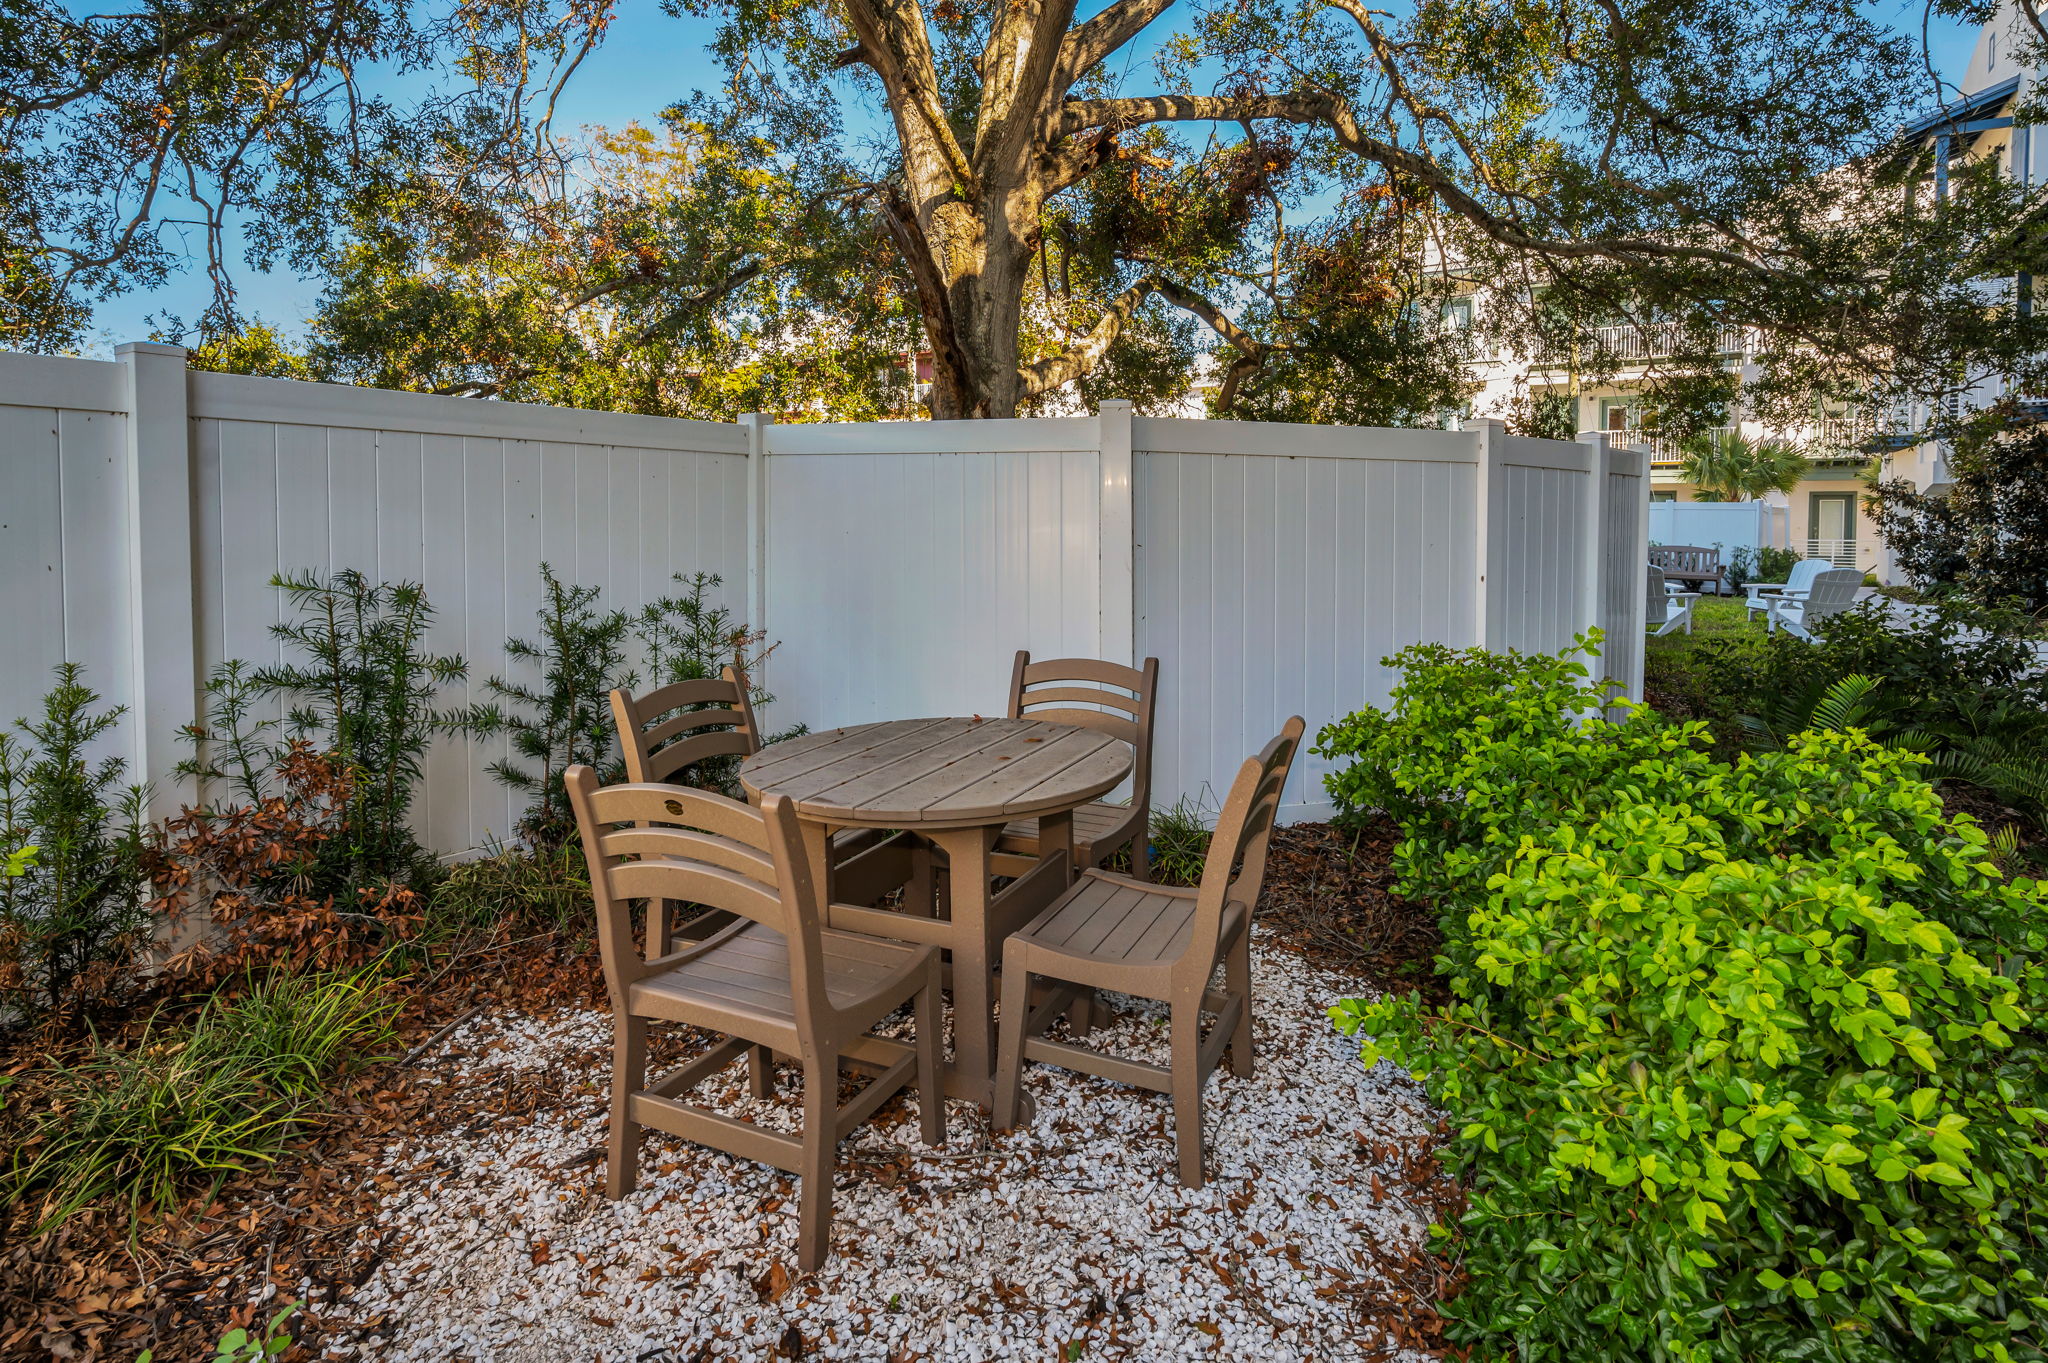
[1650,544,1727,594]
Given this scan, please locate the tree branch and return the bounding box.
[1053,0,1179,90]
[1019,275,1161,397]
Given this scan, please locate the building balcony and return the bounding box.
[1535,323,1747,367]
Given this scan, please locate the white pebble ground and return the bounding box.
[325,929,1439,1361]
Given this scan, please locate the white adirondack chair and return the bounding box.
[1765,569,1862,639]
[1647,565,1700,637]
[1742,557,1835,623]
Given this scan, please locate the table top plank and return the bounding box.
[742,717,964,789]
[863,726,1111,822]
[741,718,1131,827]
[804,720,1040,816]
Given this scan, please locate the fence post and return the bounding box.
[740,412,772,643]
[1096,400,1135,667]
[1464,418,1507,650]
[1577,430,1611,653]
[116,342,198,819]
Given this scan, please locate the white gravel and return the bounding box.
[323,929,1440,1361]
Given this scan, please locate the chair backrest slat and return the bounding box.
[1178,717,1305,988]
[567,768,830,1027]
[611,666,760,785]
[1008,651,1160,802]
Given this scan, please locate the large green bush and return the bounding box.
[1318,637,2048,1362]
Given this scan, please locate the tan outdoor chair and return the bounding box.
[992,716,1305,1187]
[565,765,945,1271]
[995,652,1161,879]
[611,668,909,949]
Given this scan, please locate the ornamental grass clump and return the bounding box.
[1316,634,2048,1362]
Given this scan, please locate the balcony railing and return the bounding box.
[1536,323,1747,366]
[1604,426,1734,467]
[1807,537,1860,570]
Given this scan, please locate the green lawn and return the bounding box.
[1642,594,1764,725]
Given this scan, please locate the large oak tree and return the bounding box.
[7,0,2048,424]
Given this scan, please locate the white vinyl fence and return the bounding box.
[1647,499,1791,560]
[1,344,1647,848]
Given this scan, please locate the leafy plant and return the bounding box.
[456,564,636,847]
[1146,797,1213,887]
[1718,599,2048,828]
[151,741,426,988]
[8,969,394,1230]
[1722,544,1800,592]
[1321,639,2048,1362]
[251,569,465,885]
[141,1301,301,1363]
[428,837,592,940]
[635,570,801,796]
[1679,429,1810,501]
[0,664,151,1029]
[1869,407,2048,612]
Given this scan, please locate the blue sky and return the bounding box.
[80,0,1984,353]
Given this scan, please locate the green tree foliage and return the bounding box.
[1317,638,2048,1361]
[0,665,150,1028]
[13,0,2045,426]
[1869,408,2048,612]
[0,0,605,347]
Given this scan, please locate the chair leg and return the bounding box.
[1169,1003,1206,1188]
[1068,987,1096,1040]
[1225,937,1255,1080]
[748,1044,776,1099]
[1129,815,1151,882]
[650,900,673,959]
[607,1012,647,1199]
[993,956,1035,1131]
[915,965,946,1147]
[798,1048,838,1272]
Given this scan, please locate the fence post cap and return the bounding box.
[114,341,188,359]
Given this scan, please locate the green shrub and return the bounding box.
[8,969,396,1228]
[1721,599,2048,824]
[0,664,151,1028]
[1320,638,2048,1362]
[456,564,635,848]
[181,570,466,892]
[1146,797,1213,887]
[428,838,591,939]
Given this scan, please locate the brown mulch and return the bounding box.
[1255,818,1446,1003]
[0,933,607,1362]
[1,826,1455,1362]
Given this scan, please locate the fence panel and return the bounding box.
[0,357,137,768]
[1133,419,1481,821]
[1601,447,1652,700]
[184,373,749,851]
[2,349,1648,848]
[759,419,1106,734]
[1493,434,1592,658]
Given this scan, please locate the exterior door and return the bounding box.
[1809,492,1856,566]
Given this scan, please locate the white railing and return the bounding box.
[1538,324,1746,365]
[1808,537,1860,569]
[1,349,1650,843]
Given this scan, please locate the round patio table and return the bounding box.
[740,716,1132,1108]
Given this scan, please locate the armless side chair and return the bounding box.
[611,667,908,951]
[995,651,1161,879]
[566,765,945,1271]
[992,716,1305,1187]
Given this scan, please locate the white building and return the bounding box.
[1457,14,2031,582]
